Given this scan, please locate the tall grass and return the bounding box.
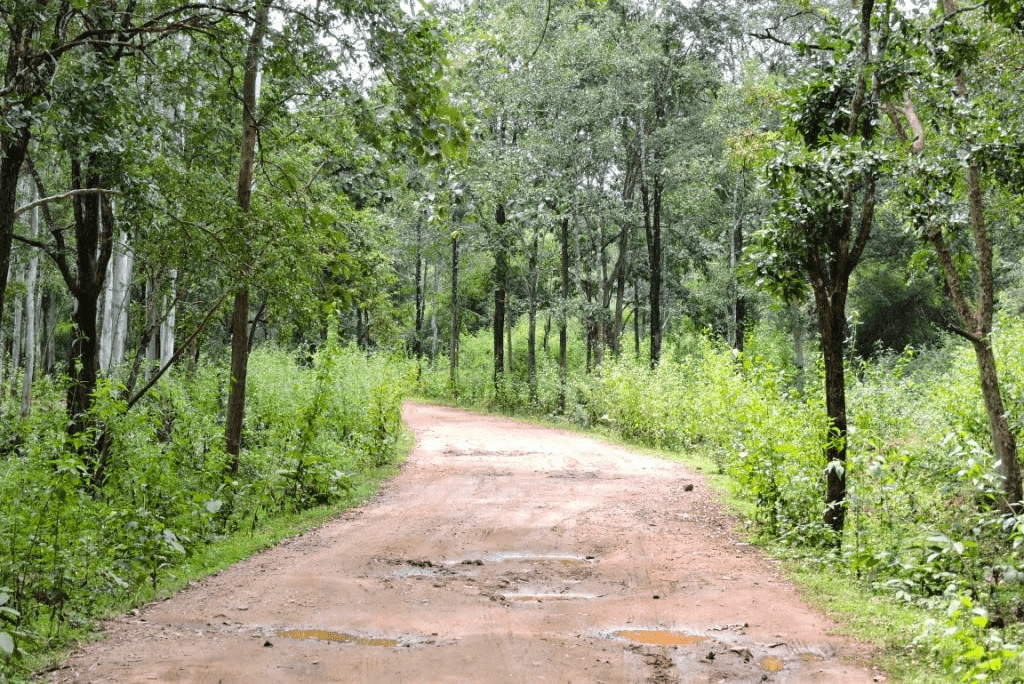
[0,339,411,680]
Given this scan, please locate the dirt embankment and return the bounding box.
[48,403,882,683]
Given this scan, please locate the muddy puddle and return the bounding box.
[372,558,457,578]
[277,629,399,647]
[607,628,813,675]
[472,551,597,564]
[499,588,601,601]
[613,629,708,646]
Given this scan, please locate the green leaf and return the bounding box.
[0,631,13,657]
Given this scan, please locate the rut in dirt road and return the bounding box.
[50,403,881,684]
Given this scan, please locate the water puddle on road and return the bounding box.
[277,629,398,647]
[612,630,708,647]
[483,551,597,564]
[500,590,601,601]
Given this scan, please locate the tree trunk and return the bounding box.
[634,273,642,357]
[225,288,249,471]
[558,216,569,414]
[0,127,31,336]
[145,277,160,368]
[63,154,116,488]
[99,253,115,372]
[10,270,23,395]
[642,175,663,368]
[506,302,513,375]
[900,37,1024,507]
[815,292,849,533]
[493,260,506,386]
[21,194,39,416]
[973,337,1022,507]
[100,228,132,372]
[612,224,629,357]
[355,307,366,349]
[414,220,424,358]
[224,0,270,471]
[731,173,747,352]
[41,291,56,375]
[161,269,177,368]
[449,234,460,395]
[430,263,439,365]
[527,233,539,402]
[493,204,507,389]
[924,164,1023,508]
[542,312,550,355]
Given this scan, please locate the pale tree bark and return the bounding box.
[99,229,132,372]
[99,256,115,371]
[21,191,39,416]
[226,0,271,472]
[10,266,23,397]
[161,269,177,368]
[111,237,132,368]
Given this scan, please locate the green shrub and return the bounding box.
[0,337,411,680]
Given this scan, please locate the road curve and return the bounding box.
[50,403,880,683]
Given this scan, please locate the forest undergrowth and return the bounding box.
[418,317,1024,683]
[0,337,410,681]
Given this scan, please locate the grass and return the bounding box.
[781,559,945,683]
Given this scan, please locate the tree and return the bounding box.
[224,0,271,469]
[895,0,1024,509]
[0,1,235,351]
[752,0,900,536]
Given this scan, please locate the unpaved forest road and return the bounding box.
[49,403,882,684]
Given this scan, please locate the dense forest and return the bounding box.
[3,0,1024,680]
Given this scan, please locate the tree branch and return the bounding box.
[14,188,120,219]
[126,289,232,409]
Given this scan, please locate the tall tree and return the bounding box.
[896,0,1024,509]
[224,0,271,470]
[753,0,900,535]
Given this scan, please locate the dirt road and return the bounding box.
[49,403,881,683]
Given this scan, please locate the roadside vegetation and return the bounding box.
[0,340,411,679]
[418,319,1024,684]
